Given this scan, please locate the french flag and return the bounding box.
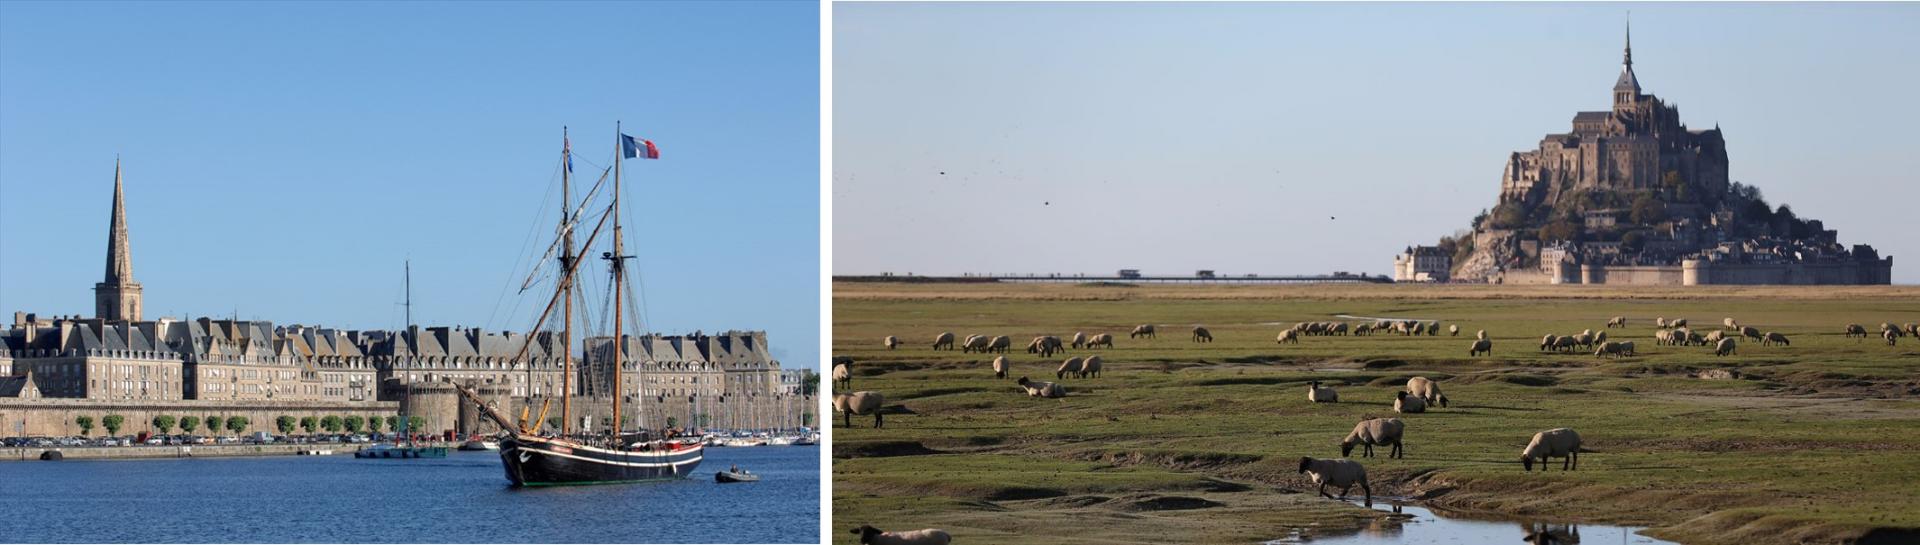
[620,134,660,160]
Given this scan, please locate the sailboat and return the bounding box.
[359,261,448,459]
[453,125,702,486]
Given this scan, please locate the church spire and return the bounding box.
[96,156,143,321]
[1624,16,1633,68]
[1612,16,1641,105]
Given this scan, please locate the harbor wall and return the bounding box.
[0,443,348,462]
[0,398,399,437]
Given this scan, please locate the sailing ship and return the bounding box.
[453,125,703,486]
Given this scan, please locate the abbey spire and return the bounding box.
[1613,18,1641,105]
[95,157,143,321]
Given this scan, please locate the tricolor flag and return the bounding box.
[620,134,660,160]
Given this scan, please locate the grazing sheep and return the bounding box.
[884,336,898,350]
[1553,336,1578,353]
[1393,391,1427,413]
[1130,324,1157,339]
[1655,317,1666,328]
[1341,418,1405,459]
[850,525,951,545]
[1426,322,1440,336]
[1618,341,1635,356]
[1017,376,1065,398]
[1653,330,1674,346]
[1353,322,1374,336]
[1406,377,1449,408]
[1470,338,1493,356]
[1685,331,1706,346]
[1056,357,1085,380]
[1881,323,1898,336]
[832,358,853,390]
[1086,333,1114,349]
[1476,329,1488,341]
[1574,333,1596,351]
[1671,318,1689,329]
[1763,332,1790,346]
[1540,334,1559,352]
[1844,324,1867,338]
[1724,317,1740,331]
[838,391,886,428]
[1907,323,1919,338]
[1594,330,1608,344]
[1071,331,1087,349]
[1277,329,1300,344]
[1448,324,1460,337]
[1308,381,1339,403]
[1886,329,1898,346]
[988,335,1012,354]
[991,356,1009,379]
[1715,337,1737,356]
[1081,355,1104,378]
[1521,428,1586,471]
[1703,330,1726,344]
[1191,326,1213,343]
[932,332,955,351]
[1606,316,1626,328]
[1333,322,1352,336]
[960,335,989,353]
[1026,336,1063,357]
[1593,341,1635,357]
[1298,457,1372,505]
[1740,326,1762,342]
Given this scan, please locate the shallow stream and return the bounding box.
[1265,500,1678,544]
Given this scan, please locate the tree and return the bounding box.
[320,415,343,433]
[1630,195,1668,225]
[75,415,95,436]
[545,417,562,433]
[226,416,249,434]
[343,416,364,434]
[205,416,224,436]
[1621,230,1649,254]
[153,415,177,435]
[407,416,426,435]
[102,414,125,436]
[300,416,318,434]
[276,416,297,435]
[365,415,383,433]
[665,416,679,429]
[695,413,712,429]
[385,416,399,433]
[801,370,819,397]
[180,416,201,434]
[800,412,813,427]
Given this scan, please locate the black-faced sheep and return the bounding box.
[1191,326,1212,343]
[1340,417,1405,459]
[1740,326,1762,342]
[1017,376,1065,398]
[837,391,886,428]
[1081,355,1103,378]
[1844,324,1867,338]
[1308,381,1338,403]
[884,336,898,350]
[1086,333,1114,349]
[1406,377,1449,408]
[1071,331,1087,349]
[991,356,1008,379]
[832,357,852,390]
[1715,337,1737,356]
[1540,334,1559,352]
[1056,357,1085,380]
[1724,317,1740,331]
[1763,332,1790,346]
[1606,316,1626,328]
[1298,457,1371,505]
[932,332,955,351]
[1448,324,1460,337]
[1393,391,1427,413]
[960,335,988,353]
[1470,338,1493,356]
[1521,428,1586,471]
[988,335,1012,354]
[850,525,951,545]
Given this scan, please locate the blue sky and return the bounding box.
[833,3,1920,283]
[0,1,822,368]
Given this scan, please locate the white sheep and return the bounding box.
[850,525,951,545]
[1340,418,1405,459]
[1191,326,1213,343]
[1844,324,1867,338]
[1393,391,1427,413]
[1740,326,1762,342]
[1654,330,1673,346]
[1081,355,1103,378]
[832,358,852,390]
[1670,318,1689,329]
[1469,338,1492,356]
[1406,377,1448,408]
[1540,334,1559,352]
[1715,337,1737,356]
[1448,324,1460,337]
[1763,332,1790,346]
[1553,336,1578,352]
[1594,330,1608,344]
[1276,329,1299,344]
[837,391,886,428]
[1885,329,1898,346]
[1298,457,1371,505]
[1071,331,1087,349]
[1086,333,1114,349]
[932,332,955,351]
[960,335,989,353]
[1703,330,1726,344]
[1016,376,1065,398]
[1723,317,1740,331]
[1606,316,1626,328]
[1056,357,1085,380]
[1592,341,1626,357]
[1130,324,1156,339]
[991,356,1009,379]
[1521,428,1587,471]
[1476,329,1488,341]
[884,336,898,350]
[988,335,1012,354]
[1307,381,1339,403]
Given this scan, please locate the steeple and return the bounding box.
[1613,17,1641,106]
[95,157,143,322]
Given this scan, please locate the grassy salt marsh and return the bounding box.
[830,282,1920,545]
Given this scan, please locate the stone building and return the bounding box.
[1393,246,1451,282]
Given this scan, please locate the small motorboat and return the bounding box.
[792,434,818,446]
[714,470,759,483]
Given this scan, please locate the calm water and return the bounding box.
[0,446,819,543]
[1266,500,1677,545]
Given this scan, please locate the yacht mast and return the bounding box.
[560,127,576,437]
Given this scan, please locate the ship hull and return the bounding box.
[498,436,703,487]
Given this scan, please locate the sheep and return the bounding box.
[1393,391,1427,413]
[1081,355,1103,378]
[1881,322,1898,336]
[1521,428,1586,471]
[960,335,989,353]
[837,391,885,428]
[1476,329,1488,341]
[991,356,1009,379]
[832,357,853,390]
[1333,322,1352,336]
[1056,357,1085,380]
[932,332,955,351]
[1703,330,1726,344]
[1724,317,1740,331]
[1071,331,1087,349]
[1670,318,1689,329]
[1086,333,1114,349]
[1844,324,1867,338]
[1763,332,1790,346]
[1277,329,1300,344]
[884,336,898,350]
[1715,337,1737,356]
[1130,324,1156,339]
[1340,418,1405,459]
[1574,333,1595,351]
[1298,457,1371,505]
[1026,336,1063,357]
[1352,322,1374,336]
[1655,317,1667,328]
[1685,331,1706,346]
[1469,338,1493,356]
[1593,341,1634,357]
[1907,323,1919,338]
[1540,334,1559,352]
[1740,326,1762,342]
[1017,376,1065,398]
[1617,341,1635,356]
[850,525,951,545]
[1606,316,1626,328]
[1594,330,1608,344]
[1653,330,1673,346]
[1307,381,1339,403]
[1553,336,1578,353]
[1886,329,1899,346]
[1427,322,1440,336]
[988,335,1012,354]
[1448,324,1460,337]
[1191,326,1213,343]
[1406,377,1449,408]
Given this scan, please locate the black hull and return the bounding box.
[498,436,703,487]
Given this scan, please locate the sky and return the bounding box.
[833,2,1920,284]
[0,2,822,369]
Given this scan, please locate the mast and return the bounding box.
[404,260,411,328]
[560,127,576,437]
[610,120,627,439]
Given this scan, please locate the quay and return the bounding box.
[2,443,351,462]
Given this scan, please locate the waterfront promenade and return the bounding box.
[2,442,354,461]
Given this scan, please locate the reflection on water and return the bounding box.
[1265,499,1677,544]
